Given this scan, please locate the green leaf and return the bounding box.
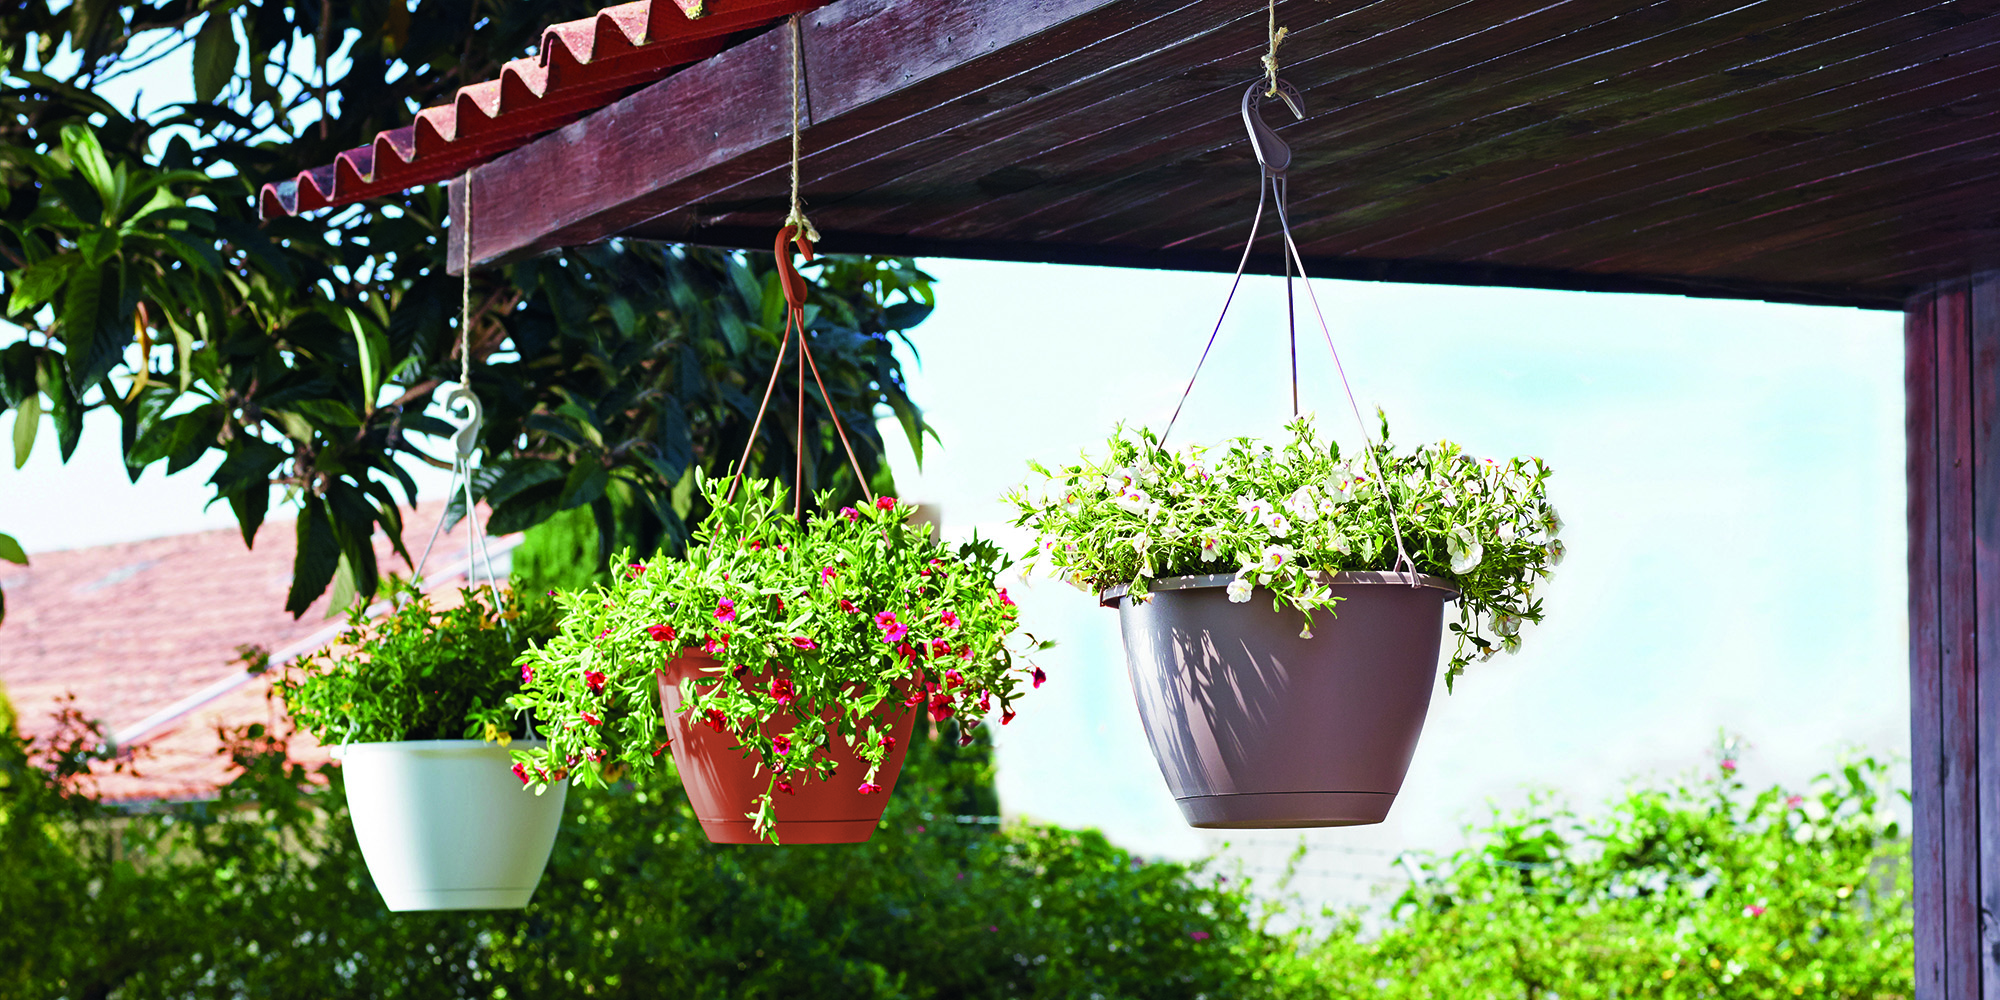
[6,256,72,316]
[192,10,240,104]
[348,308,386,414]
[0,533,27,565]
[59,125,118,214]
[558,454,609,512]
[325,552,357,619]
[10,391,37,469]
[290,398,362,429]
[286,496,342,617]
[58,262,132,390]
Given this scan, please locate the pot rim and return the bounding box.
[332,738,544,760]
[1099,570,1459,608]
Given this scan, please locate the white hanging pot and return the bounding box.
[335,740,567,911]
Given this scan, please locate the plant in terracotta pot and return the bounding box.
[1010,414,1562,829]
[277,581,565,910]
[511,473,1046,844]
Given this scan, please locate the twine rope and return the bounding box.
[1262,0,1287,98]
[782,15,819,243]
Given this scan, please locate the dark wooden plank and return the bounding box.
[1972,272,2000,999]
[1328,35,2000,267]
[1257,0,2000,258]
[1908,287,1947,1000]
[1100,1,2000,260]
[1935,280,1981,1000]
[456,0,1230,268]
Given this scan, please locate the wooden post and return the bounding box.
[1907,273,2000,1000]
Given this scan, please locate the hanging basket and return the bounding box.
[338,740,567,911]
[1103,571,1457,829]
[657,653,917,844]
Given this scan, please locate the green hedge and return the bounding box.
[0,690,1912,1000]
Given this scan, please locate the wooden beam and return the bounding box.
[1906,272,2000,1000]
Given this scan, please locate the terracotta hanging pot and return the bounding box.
[656,653,917,844]
[1104,571,1457,829]
[337,740,568,911]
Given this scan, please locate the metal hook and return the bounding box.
[1242,78,1304,178]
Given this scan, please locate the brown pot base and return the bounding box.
[1176,791,1398,829]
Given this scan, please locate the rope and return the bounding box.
[782,15,819,244]
[1161,178,1268,446]
[1261,0,1287,98]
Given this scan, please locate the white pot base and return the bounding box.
[338,740,567,912]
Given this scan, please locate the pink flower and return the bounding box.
[520,664,535,684]
[840,599,858,614]
[902,688,925,708]
[928,693,955,723]
[1721,758,1738,775]
[777,779,795,795]
[791,636,819,650]
[878,735,897,750]
[714,599,736,623]
[933,639,953,659]
[627,562,645,578]
[998,587,1016,607]
[821,566,838,584]
[646,624,677,642]
[652,740,671,758]
[773,735,791,755]
[1785,795,1804,809]
[1031,666,1047,689]
[874,610,898,628]
[940,610,959,628]
[897,642,921,662]
[875,496,898,511]
[702,635,728,654]
[944,668,964,688]
[958,732,974,746]
[582,711,603,726]
[978,690,991,712]
[703,708,729,733]
[511,762,530,784]
[1190,931,1210,941]
[1001,707,1017,725]
[769,677,796,705]
[840,506,860,522]
[858,781,884,795]
[882,622,909,644]
[1743,904,1766,917]
[583,669,606,695]
[583,747,605,762]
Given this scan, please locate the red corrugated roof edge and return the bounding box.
[258,0,826,219]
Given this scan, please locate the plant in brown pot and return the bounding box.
[510,473,1047,844]
[1011,414,1563,829]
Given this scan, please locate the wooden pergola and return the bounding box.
[267,0,2000,992]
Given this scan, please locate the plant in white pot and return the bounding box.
[278,581,566,910]
[1011,414,1562,828]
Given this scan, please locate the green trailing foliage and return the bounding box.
[0,0,935,621]
[275,580,561,745]
[512,475,1050,839]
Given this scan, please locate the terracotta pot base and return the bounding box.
[1176,791,1397,829]
[658,653,915,845]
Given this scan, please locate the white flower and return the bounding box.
[1129,533,1152,557]
[1262,511,1291,538]
[1199,536,1224,562]
[1545,539,1566,566]
[1234,495,1271,519]
[1497,522,1517,544]
[1328,533,1352,556]
[1545,507,1564,534]
[1283,486,1319,521]
[1225,576,1254,603]
[1493,613,1521,636]
[1260,544,1295,573]
[1114,488,1154,516]
[1447,531,1484,574]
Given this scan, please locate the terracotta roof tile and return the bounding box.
[0,504,517,802]
[258,0,830,219]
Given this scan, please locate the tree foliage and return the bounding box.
[0,0,934,622]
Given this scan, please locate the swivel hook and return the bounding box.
[1241,78,1305,178]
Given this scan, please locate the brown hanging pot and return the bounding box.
[656,653,917,844]
[1103,571,1457,828]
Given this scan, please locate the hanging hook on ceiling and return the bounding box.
[1242,78,1304,178]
